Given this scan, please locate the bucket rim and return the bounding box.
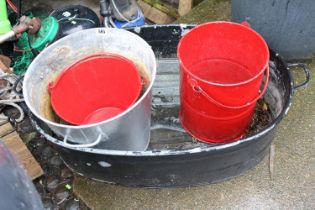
[177,21,270,87]
[49,53,142,125]
[23,27,157,130]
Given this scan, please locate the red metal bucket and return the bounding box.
[49,53,142,125]
[178,21,269,143]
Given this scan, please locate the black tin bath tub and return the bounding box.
[30,25,310,187]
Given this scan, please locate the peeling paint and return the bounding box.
[98,161,111,167]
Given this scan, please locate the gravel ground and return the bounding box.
[28,135,88,210]
[4,107,89,210]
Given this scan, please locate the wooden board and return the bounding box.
[0,114,8,126]
[138,0,176,24]
[1,124,43,180]
[140,0,179,18]
[0,55,12,73]
[178,0,193,16]
[0,121,14,137]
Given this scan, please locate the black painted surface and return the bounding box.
[32,25,293,187]
[57,131,274,187]
[232,0,315,60]
[50,5,100,40]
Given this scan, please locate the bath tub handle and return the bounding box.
[63,134,103,148]
[288,63,311,90]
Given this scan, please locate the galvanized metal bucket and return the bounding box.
[23,28,157,151]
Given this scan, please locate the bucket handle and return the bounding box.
[63,134,103,148]
[287,63,310,90]
[189,66,270,109]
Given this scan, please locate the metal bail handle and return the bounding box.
[189,66,270,109]
[63,134,103,148]
[28,113,105,149]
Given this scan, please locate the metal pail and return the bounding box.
[23,28,157,151]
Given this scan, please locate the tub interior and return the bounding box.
[31,25,291,152]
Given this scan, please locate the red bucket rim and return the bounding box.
[177,21,270,87]
[49,53,142,125]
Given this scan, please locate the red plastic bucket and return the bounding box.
[178,21,269,143]
[48,53,142,125]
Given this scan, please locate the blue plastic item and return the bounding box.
[113,10,145,28]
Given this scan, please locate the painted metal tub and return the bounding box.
[30,25,310,187]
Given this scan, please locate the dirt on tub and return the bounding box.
[246,99,273,136]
